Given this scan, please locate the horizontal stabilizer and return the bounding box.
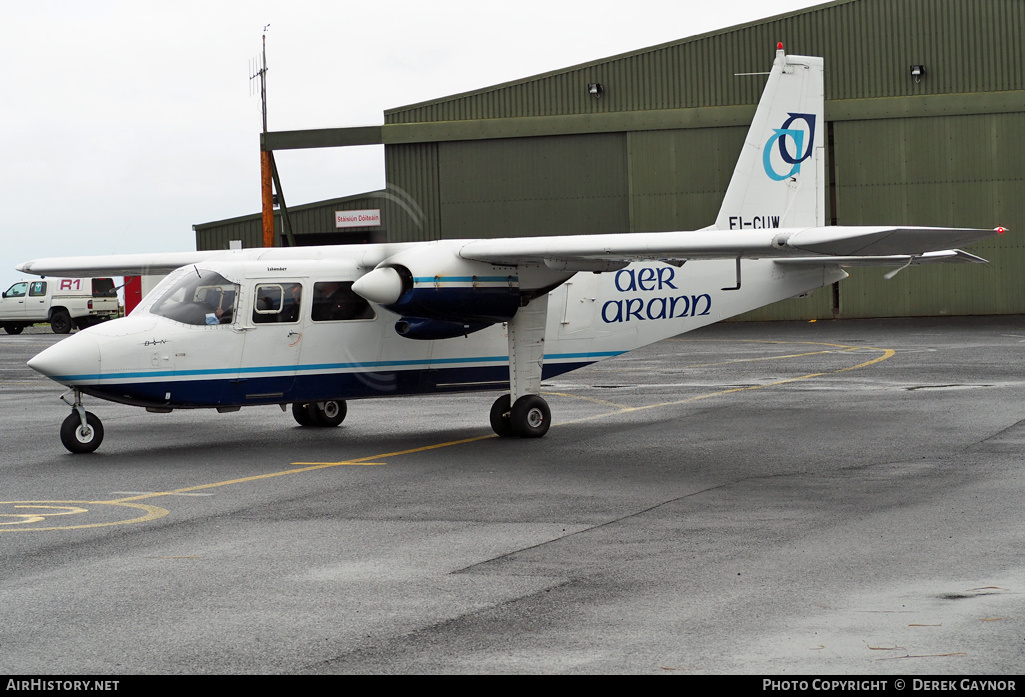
[775,249,989,267]
[782,226,1000,257]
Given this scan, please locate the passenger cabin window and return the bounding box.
[29,282,47,297]
[253,283,302,324]
[150,270,239,326]
[311,282,375,322]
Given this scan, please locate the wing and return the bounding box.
[458,226,1002,269]
[15,250,231,277]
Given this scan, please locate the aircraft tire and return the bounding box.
[50,310,72,334]
[510,395,550,439]
[60,411,104,454]
[3,323,23,334]
[489,394,515,438]
[292,402,315,427]
[310,400,347,427]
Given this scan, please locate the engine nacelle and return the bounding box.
[394,317,492,341]
[352,242,521,324]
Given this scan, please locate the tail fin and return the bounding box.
[713,46,825,231]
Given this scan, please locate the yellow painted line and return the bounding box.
[676,348,841,369]
[109,435,499,501]
[552,343,895,426]
[0,500,168,532]
[291,434,496,467]
[106,462,388,503]
[539,391,633,410]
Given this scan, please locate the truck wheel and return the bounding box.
[2,324,23,335]
[50,309,72,334]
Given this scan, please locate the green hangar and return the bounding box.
[196,0,1025,320]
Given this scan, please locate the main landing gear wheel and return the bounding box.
[291,402,315,426]
[489,394,515,438]
[511,395,551,438]
[292,400,347,427]
[60,411,104,454]
[490,394,551,438]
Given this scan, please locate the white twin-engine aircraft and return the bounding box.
[20,46,1001,453]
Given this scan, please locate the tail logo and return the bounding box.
[762,113,817,181]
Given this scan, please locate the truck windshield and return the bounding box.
[150,270,238,326]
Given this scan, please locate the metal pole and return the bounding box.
[259,33,274,248]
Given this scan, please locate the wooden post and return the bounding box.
[261,150,274,247]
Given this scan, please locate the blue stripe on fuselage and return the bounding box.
[51,351,623,383]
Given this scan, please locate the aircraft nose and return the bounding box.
[27,333,101,383]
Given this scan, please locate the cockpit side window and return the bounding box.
[311,282,375,321]
[253,282,302,324]
[150,270,239,326]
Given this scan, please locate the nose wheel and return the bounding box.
[59,392,104,454]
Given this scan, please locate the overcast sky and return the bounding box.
[2,0,826,289]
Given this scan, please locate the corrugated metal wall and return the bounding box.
[383,144,442,242]
[438,134,629,237]
[627,127,747,232]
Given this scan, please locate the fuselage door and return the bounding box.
[237,280,306,403]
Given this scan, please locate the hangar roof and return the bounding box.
[384,0,1025,125]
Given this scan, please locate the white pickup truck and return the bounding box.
[1,277,119,334]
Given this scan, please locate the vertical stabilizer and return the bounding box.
[713,46,825,231]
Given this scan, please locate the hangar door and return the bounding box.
[437,133,629,239]
[834,112,1025,318]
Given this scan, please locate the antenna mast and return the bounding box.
[252,26,274,247]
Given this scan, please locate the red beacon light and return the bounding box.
[996,226,1007,234]
[777,42,784,50]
